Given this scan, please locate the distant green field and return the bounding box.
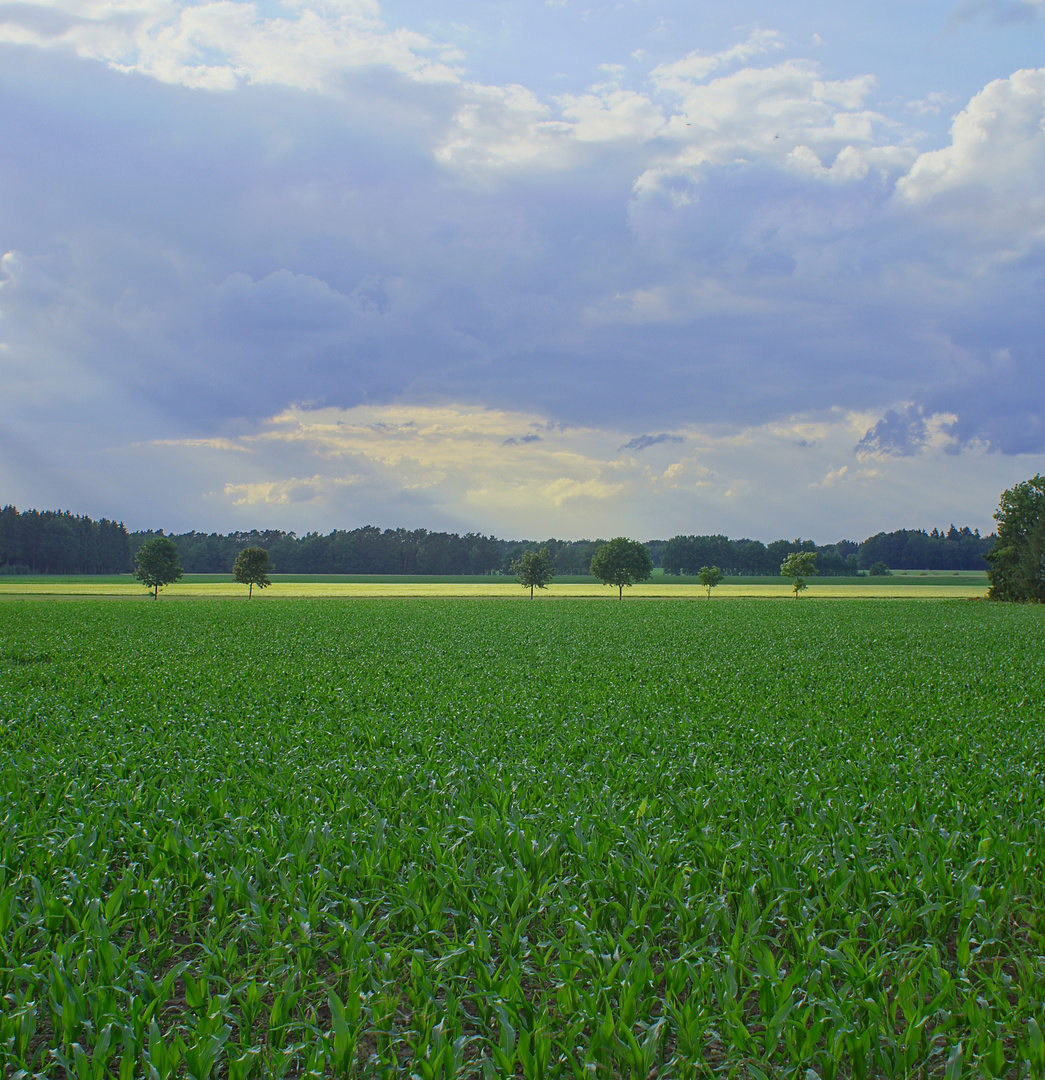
[0,570,989,586]
[0,570,990,600]
[660,570,988,587]
[1,598,1041,1077]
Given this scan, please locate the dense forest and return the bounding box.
[0,504,996,576]
[659,526,994,576]
[0,506,132,574]
[660,535,856,576]
[856,527,995,572]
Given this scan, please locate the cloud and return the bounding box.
[433,78,668,173]
[150,402,646,532]
[540,476,623,507]
[948,0,1043,27]
[0,0,461,91]
[856,404,959,458]
[127,400,1029,541]
[3,13,1045,542]
[634,55,910,196]
[785,142,916,184]
[557,86,667,143]
[432,28,916,182]
[434,82,571,171]
[906,91,957,117]
[649,30,785,90]
[895,68,1045,248]
[812,464,882,489]
[150,436,252,452]
[224,474,358,506]
[4,45,1043,465]
[618,433,684,452]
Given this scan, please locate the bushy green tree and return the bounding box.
[781,551,818,598]
[869,560,891,577]
[511,547,555,598]
[233,546,273,598]
[134,537,183,599]
[590,538,653,599]
[986,474,1045,602]
[697,565,722,599]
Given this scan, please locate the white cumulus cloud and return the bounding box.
[0,0,460,90]
[895,68,1045,248]
[635,59,910,195]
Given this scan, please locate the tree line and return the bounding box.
[857,526,994,572]
[661,536,853,576]
[126,528,612,577]
[0,504,996,576]
[661,525,994,576]
[0,506,131,574]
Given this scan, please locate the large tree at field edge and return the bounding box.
[590,537,653,599]
[512,547,555,598]
[781,551,818,598]
[134,537,183,598]
[233,546,274,598]
[986,474,1045,602]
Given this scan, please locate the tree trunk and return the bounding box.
[249,582,253,598]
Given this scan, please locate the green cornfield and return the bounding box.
[1,598,1043,1078]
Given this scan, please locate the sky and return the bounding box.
[1,0,1044,543]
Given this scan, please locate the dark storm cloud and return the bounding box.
[2,13,1045,536]
[3,45,1041,448]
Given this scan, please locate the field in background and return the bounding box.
[0,571,989,599]
[1,597,1042,1077]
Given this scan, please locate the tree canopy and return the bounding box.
[590,537,653,599]
[697,565,723,598]
[134,537,183,598]
[986,474,1045,602]
[233,546,273,598]
[0,506,130,574]
[781,551,818,598]
[511,547,555,598]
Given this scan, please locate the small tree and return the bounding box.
[233,546,273,598]
[780,551,818,598]
[590,537,653,599]
[868,560,891,577]
[986,474,1045,602]
[697,565,722,599]
[512,547,555,598]
[134,537,183,599]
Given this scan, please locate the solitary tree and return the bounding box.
[780,551,818,598]
[511,547,555,598]
[590,537,653,599]
[134,537,183,599]
[697,565,723,599]
[986,474,1045,602]
[233,546,273,598]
